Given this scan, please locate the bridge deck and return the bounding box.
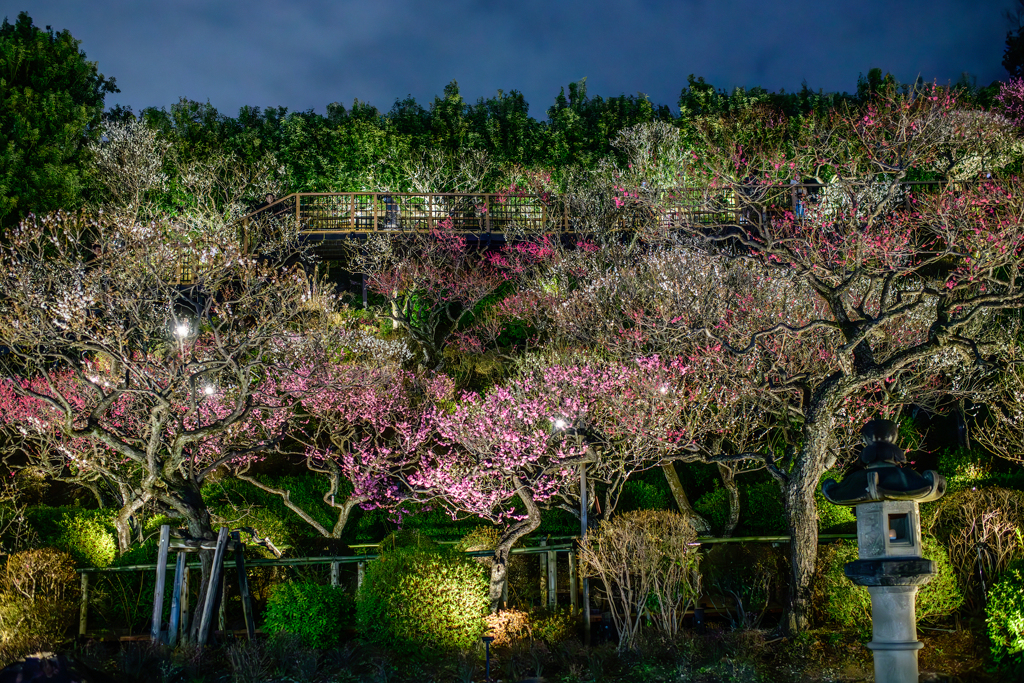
[234,181,972,244]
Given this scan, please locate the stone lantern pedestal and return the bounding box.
[846,501,935,683]
[822,421,946,683]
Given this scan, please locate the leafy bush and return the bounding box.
[987,560,1024,676]
[741,482,786,535]
[815,491,856,532]
[531,606,578,644]
[356,545,488,652]
[937,447,994,489]
[57,511,116,567]
[694,481,787,536]
[483,608,532,647]
[23,506,117,567]
[0,548,78,663]
[263,581,354,649]
[812,536,964,629]
[924,487,1024,609]
[618,480,671,512]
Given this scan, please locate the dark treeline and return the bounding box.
[0,8,1008,230]
[98,71,1002,201]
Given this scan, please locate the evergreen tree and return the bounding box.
[0,11,118,232]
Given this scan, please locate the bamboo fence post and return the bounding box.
[568,550,578,610]
[539,539,548,607]
[218,573,227,633]
[180,564,190,644]
[547,546,557,610]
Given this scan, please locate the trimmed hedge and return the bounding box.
[812,535,963,629]
[356,545,488,652]
[264,581,354,649]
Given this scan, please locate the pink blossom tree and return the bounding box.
[0,210,381,639]
[352,354,735,612]
[588,86,1024,633]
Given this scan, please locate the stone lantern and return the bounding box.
[821,419,946,683]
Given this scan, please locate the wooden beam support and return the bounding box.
[150,525,170,643]
[168,551,186,646]
[232,531,256,641]
[79,572,89,637]
[197,527,230,646]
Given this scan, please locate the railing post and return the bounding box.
[79,572,89,637]
[295,193,301,233]
[180,564,190,644]
[547,545,557,610]
[568,550,578,610]
[330,561,340,587]
[485,194,491,237]
[357,561,365,591]
[539,539,548,607]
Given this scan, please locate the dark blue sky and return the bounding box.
[11,0,1013,119]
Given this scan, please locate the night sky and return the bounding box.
[9,0,1014,119]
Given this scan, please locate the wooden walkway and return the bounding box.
[233,181,977,244]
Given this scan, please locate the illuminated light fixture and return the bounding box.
[553,418,567,430]
[174,323,190,338]
[203,385,215,396]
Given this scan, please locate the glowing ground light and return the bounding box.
[175,323,190,338]
[553,419,567,430]
[203,386,215,396]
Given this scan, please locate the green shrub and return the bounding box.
[263,581,354,649]
[816,492,856,532]
[694,481,787,536]
[693,486,730,534]
[24,506,117,566]
[356,545,488,652]
[618,480,671,512]
[531,607,578,644]
[704,543,787,629]
[987,560,1024,676]
[937,446,994,490]
[0,548,78,664]
[57,511,116,567]
[742,482,786,535]
[812,535,964,629]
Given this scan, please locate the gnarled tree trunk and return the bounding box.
[487,484,542,613]
[661,462,711,535]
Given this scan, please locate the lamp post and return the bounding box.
[552,416,591,645]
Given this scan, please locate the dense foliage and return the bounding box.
[263,581,354,649]
[356,545,489,652]
[812,536,964,630]
[0,12,118,231]
[987,560,1024,676]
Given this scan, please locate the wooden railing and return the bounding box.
[237,192,564,241]
[158,180,992,284]
[234,181,985,242]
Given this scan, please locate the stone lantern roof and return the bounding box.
[821,419,946,506]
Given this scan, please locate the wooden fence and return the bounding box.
[75,532,857,641]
